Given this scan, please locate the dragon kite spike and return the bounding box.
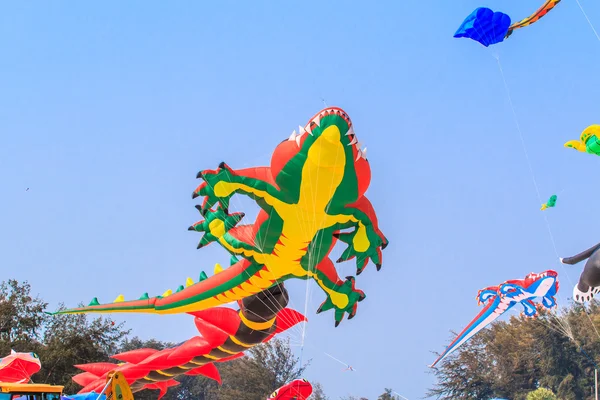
[199,271,208,281]
[113,295,125,303]
[214,263,223,274]
[54,107,388,326]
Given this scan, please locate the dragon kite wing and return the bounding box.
[430,270,559,368]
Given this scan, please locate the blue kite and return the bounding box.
[454,7,511,47]
[61,393,106,400]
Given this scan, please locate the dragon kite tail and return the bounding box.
[71,285,307,399]
[50,256,280,316]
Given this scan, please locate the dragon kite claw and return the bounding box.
[334,227,385,274]
[192,162,236,214]
[317,277,365,327]
[189,207,245,250]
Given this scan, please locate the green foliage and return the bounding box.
[526,387,558,400]
[0,280,130,394]
[203,337,310,400]
[39,310,130,393]
[377,388,403,399]
[428,301,600,399]
[0,280,47,347]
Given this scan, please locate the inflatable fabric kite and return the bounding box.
[0,350,41,383]
[565,125,600,156]
[561,242,600,303]
[71,285,306,399]
[54,107,389,327]
[541,195,557,211]
[454,1,562,47]
[430,270,559,368]
[61,394,106,400]
[268,379,313,400]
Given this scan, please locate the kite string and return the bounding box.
[494,55,544,206]
[494,55,600,341]
[575,0,600,43]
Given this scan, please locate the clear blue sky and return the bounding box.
[2,1,600,398]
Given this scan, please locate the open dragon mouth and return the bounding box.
[287,107,368,161]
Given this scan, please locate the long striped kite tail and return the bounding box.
[506,0,562,38]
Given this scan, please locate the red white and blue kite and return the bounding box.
[430,270,559,368]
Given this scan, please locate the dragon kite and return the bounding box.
[430,270,559,368]
[53,106,388,327]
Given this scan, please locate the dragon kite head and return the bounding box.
[272,107,371,201]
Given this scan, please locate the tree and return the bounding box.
[0,280,131,394]
[39,308,129,392]
[206,337,310,400]
[428,301,600,399]
[526,387,558,400]
[427,329,495,399]
[310,382,328,400]
[0,280,47,350]
[556,374,582,400]
[378,388,402,400]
